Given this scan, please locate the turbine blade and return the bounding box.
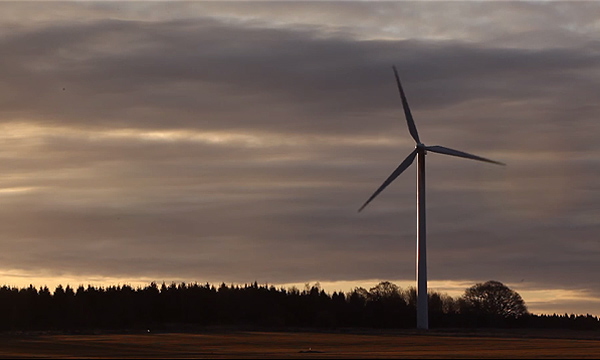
[393,66,420,144]
[358,149,418,212]
[425,145,505,165]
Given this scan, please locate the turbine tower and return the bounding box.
[358,66,505,330]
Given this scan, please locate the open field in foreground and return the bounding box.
[1,329,600,359]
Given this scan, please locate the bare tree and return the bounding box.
[369,281,401,301]
[461,280,528,318]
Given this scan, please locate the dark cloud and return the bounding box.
[2,13,599,137]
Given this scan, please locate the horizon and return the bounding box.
[1,2,599,319]
[0,276,593,317]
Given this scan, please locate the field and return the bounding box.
[1,329,600,359]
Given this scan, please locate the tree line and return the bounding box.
[1,280,598,331]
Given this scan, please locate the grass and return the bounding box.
[1,329,600,358]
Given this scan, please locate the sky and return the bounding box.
[0,1,599,316]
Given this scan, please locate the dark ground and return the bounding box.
[1,328,600,359]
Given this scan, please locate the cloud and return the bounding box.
[0,1,599,314]
[3,11,598,135]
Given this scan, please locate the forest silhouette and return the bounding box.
[1,280,598,332]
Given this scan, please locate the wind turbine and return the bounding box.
[358,66,505,330]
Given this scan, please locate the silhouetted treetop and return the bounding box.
[0,280,595,331]
[369,281,402,301]
[461,280,528,318]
